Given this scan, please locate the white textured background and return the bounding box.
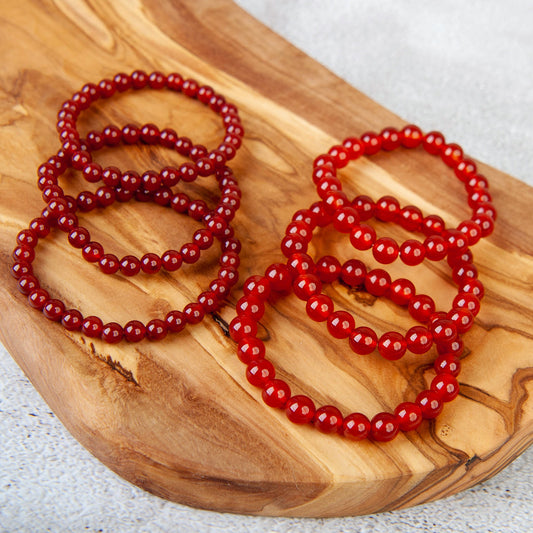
[1,1,532,532]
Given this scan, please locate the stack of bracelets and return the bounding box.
[11,71,244,342]
[227,125,495,442]
[11,71,496,443]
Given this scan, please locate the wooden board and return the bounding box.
[1,0,532,517]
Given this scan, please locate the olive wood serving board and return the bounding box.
[0,0,532,518]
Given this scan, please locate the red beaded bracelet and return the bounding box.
[53,70,243,176]
[311,125,495,249]
[13,187,240,342]
[39,126,241,274]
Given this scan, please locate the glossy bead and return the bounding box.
[352,195,375,221]
[370,412,399,442]
[398,205,423,232]
[28,288,49,310]
[472,213,495,237]
[447,248,474,268]
[360,131,381,155]
[11,261,32,279]
[394,402,423,432]
[431,374,460,402]
[124,320,146,342]
[246,359,275,388]
[82,315,103,338]
[287,253,316,277]
[61,309,83,331]
[342,137,364,160]
[349,327,378,355]
[281,234,307,257]
[82,242,103,263]
[342,413,371,440]
[146,319,168,341]
[293,274,322,300]
[218,266,239,287]
[448,307,475,333]
[17,229,38,248]
[43,299,65,321]
[416,390,443,419]
[141,253,162,274]
[424,235,448,261]
[457,220,482,246]
[333,206,359,233]
[262,379,291,409]
[163,311,185,333]
[316,255,342,283]
[364,269,391,297]
[286,395,316,424]
[229,315,258,341]
[236,295,264,320]
[408,294,436,323]
[237,337,265,364]
[161,250,182,271]
[243,275,271,301]
[460,279,484,300]
[441,143,463,168]
[434,354,461,377]
[389,278,415,306]
[306,294,333,322]
[452,293,481,316]
[405,326,433,354]
[437,337,464,357]
[378,332,407,360]
[422,131,445,155]
[314,405,343,433]
[372,237,399,264]
[327,310,355,339]
[183,302,206,324]
[101,322,123,344]
[380,127,401,151]
[350,224,376,250]
[443,229,468,253]
[452,263,478,285]
[430,319,458,344]
[198,291,219,313]
[340,259,366,287]
[328,144,349,168]
[13,244,35,263]
[18,275,39,295]
[99,254,120,275]
[119,255,141,276]
[264,263,292,292]
[401,124,423,148]
[29,218,50,238]
[421,214,445,236]
[180,243,200,264]
[375,196,400,222]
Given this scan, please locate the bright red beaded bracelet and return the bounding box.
[312,126,495,246]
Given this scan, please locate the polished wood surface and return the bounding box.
[0,0,532,517]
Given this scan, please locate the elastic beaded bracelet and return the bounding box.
[39,125,241,274]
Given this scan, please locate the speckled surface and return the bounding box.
[1,1,532,531]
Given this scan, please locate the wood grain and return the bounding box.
[1,0,532,517]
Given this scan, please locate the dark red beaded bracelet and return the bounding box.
[40,126,241,274]
[54,70,243,173]
[12,191,240,342]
